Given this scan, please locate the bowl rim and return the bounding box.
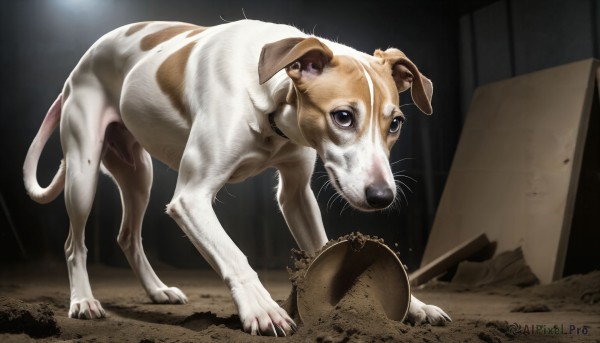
[297,238,411,322]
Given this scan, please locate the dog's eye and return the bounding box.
[389,117,403,134]
[331,110,354,128]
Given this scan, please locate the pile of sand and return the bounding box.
[526,270,600,304]
[283,233,416,342]
[0,297,60,338]
[2,235,597,342]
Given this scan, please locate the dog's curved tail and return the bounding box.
[23,94,66,204]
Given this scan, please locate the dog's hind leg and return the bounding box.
[102,125,187,304]
[60,83,114,319]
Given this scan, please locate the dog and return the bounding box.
[23,20,450,335]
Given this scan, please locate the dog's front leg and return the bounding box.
[408,295,451,326]
[166,151,294,336]
[276,151,328,254]
[167,190,294,335]
[276,152,451,326]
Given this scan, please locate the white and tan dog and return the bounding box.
[23,20,450,335]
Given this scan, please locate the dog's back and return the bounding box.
[64,20,305,169]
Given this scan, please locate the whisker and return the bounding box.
[392,194,403,212]
[340,201,351,216]
[327,193,342,210]
[396,180,413,194]
[317,180,331,199]
[214,185,234,204]
[315,174,329,182]
[382,195,400,214]
[394,174,417,183]
[385,197,398,214]
[390,157,415,166]
[333,194,343,209]
[326,193,336,211]
[394,198,401,212]
[392,170,408,177]
[219,15,232,23]
[222,185,237,198]
[396,184,409,206]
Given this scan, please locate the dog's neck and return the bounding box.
[270,103,311,146]
[268,111,289,139]
[265,76,311,147]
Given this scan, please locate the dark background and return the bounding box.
[0,0,597,273]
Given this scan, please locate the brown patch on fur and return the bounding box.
[141,24,199,51]
[367,61,401,153]
[292,55,401,153]
[342,58,398,152]
[374,48,433,115]
[125,22,151,36]
[294,56,367,146]
[350,59,376,140]
[156,42,196,122]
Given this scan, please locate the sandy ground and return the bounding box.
[1,262,599,342]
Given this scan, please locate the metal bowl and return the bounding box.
[296,238,411,323]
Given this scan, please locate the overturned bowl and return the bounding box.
[296,238,411,323]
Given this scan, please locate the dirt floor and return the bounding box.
[0,262,599,342]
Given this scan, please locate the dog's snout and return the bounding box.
[365,184,394,209]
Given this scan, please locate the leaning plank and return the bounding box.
[421,59,597,284]
[409,233,489,286]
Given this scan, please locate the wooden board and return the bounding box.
[422,59,598,284]
[409,233,489,286]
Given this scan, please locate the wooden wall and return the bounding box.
[460,0,599,119]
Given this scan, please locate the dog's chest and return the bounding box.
[227,137,299,183]
[228,154,269,183]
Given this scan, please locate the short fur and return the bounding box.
[23,20,449,335]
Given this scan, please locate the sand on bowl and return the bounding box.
[282,232,414,340]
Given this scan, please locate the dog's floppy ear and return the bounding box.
[258,37,334,84]
[374,48,433,115]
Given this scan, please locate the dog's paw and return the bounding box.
[69,298,106,319]
[149,286,188,304]
[407,296,451,326]
[231,279,296,336]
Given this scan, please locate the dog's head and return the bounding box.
[259,37,432,211]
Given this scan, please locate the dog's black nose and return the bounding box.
[365,184,394,209]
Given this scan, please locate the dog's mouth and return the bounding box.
[326,167,343,194]
[324,166,391,212]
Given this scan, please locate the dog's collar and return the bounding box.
[268,112,289,139]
